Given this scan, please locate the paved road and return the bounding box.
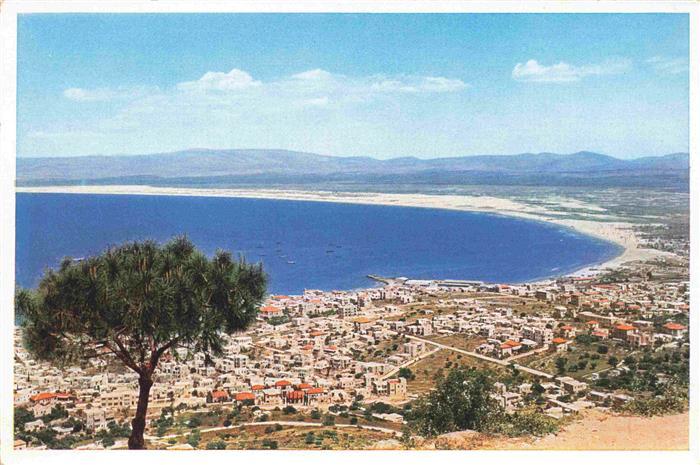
[407,335,554,379]
[380,347,441,380]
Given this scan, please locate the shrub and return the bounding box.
[262,439,278,449]
[187,429,201,448]
[101,435,115,448]
[206,439,227,450]
[407,367,560,439]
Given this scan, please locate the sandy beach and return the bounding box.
[16,185,672,277]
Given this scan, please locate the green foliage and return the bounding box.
[322,415,335,426]
[310,409,322,420]
[597,345,609,354]
[407,367,562,439]
[206,439,227,450]
[555,357,567,374]
[407,367,501,437]
[398,367,416,380]
[187,429,201,448]
[261,439,278,449]
[15,236,267,370]
[14,407,35,431]
[101,435,115,448]
[41,404,68,423]
[400,424,416,449]
[619,393,687,417]
[490,409,559,437]
[282,405,297,415]
[14,237,267,450]
[268,316,290,326]
[305,432,315,444]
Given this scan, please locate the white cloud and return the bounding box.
[176,68,261,92]
[291,69,334,81]
[512,59,630,83]
[53,67,469,152]
[371,76,467,93]
[646,56,687,75]
[64,68,467,108]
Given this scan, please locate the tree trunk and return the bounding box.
[128,375,153,449]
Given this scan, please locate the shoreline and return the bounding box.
[16,185,673,280]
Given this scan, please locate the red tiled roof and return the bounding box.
[297,383,312,390]
[30,392,56,402]
[306,387,324,395]
[286,390,304,400]
[663,322,687,331]
[275,380,291,387]
[260,306,282,314]
[552,337,567,344]
[615,324,635,331]
[251,384,265,391]
[212,390,228,399]
[235,392,255,401]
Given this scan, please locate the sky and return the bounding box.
[16,13,689,159]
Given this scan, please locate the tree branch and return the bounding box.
[110,336,143,376]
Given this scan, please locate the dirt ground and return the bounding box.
[488,409,689,451]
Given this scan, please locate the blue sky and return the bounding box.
[17,13,689,159]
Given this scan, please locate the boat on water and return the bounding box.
[287,260,296,265]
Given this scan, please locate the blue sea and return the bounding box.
[15,193,622,294]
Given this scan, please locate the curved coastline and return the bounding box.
[16,185,662,283]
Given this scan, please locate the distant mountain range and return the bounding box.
[16,149,689,190]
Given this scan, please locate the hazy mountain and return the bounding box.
[16,149,689,190]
